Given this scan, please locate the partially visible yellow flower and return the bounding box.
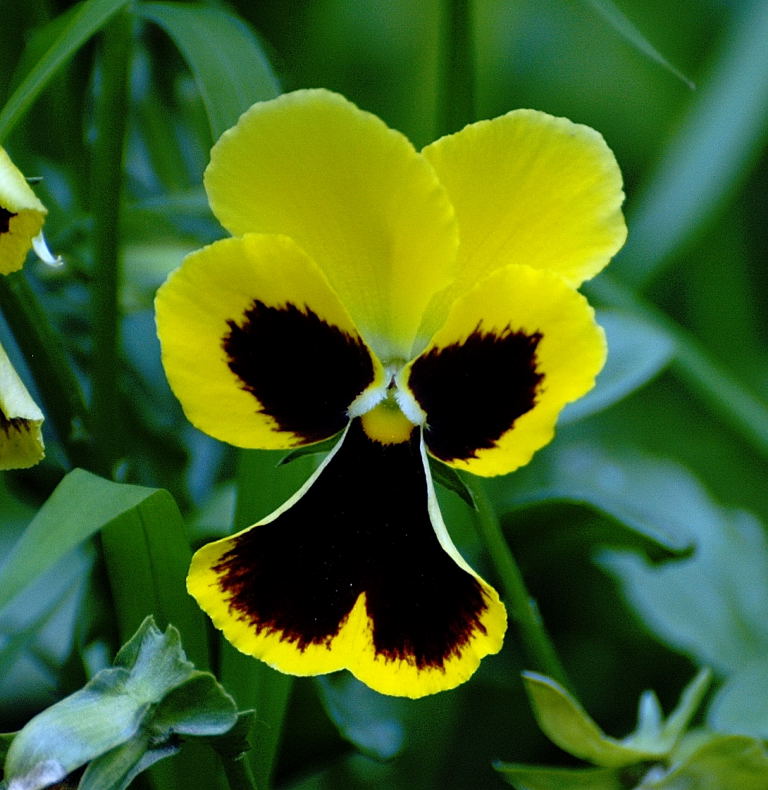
[156,89,626,697]
[0,341,44,469]
[0,147,49,275]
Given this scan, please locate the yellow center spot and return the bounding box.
[361,401,415,445]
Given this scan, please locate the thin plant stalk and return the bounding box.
[467,476,571,688]
[89,10,133,475]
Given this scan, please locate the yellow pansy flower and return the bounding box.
[0,341,44,469]
[0,147,48,275]
[156,89,626,698]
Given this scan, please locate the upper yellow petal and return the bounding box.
[204,89,459,359]
[0,147,47,275]
[421,109,626,292]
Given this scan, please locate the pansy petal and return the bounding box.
[0,341,44,469]
[155,234,385,449]
[421,109,626,290]
[401,265,605,477]
[188,419,506,698]
[204,89,459,359]
[0,147,47,275]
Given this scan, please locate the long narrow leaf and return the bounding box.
[0,469,155,612]
[583,0,694,89]
[617,0,768,287]
[139,2,280,140]
[0,468,207,668]
[0,0,131,141]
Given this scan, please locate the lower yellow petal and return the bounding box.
[402,264,605,477]
[0,341,44,469]
[188,419,506,698]
[156,234,385,449]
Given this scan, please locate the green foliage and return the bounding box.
[139,2,281,139]
[1,618,239,790]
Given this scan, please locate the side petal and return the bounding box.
[421,109,626,290]
[0,341,44,469]
[0,147,47,275]
[155,234,385,449]
[401,265,605,476]
[204,89,459,359]
[187,419,506,698]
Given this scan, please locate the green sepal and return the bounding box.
[279,433,340,465]
[2,617,238,790]
[433,461,476,510]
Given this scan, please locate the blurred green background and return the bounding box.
[1,0,768,788]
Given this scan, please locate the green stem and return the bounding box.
[438,0,474,136]
[0,273,92,468]
[221,756,258,790]
[590,275,768,460]
[89,9,133,474]
[467,475,570,687]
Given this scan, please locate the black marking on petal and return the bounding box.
[223,301,375,443]
[214,419,489,669]
[1,207,16,234]
[408,325,543,462]
[0,411,29,435]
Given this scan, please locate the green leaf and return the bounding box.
[0,732,18,764]
[599,482,768,674]
[522,670,709,772]
[98,484,208,669]
[660,669,712,747]
[139,2,280,140]
[0,0,132,141]
[316,674,406,761]
[617,2,768,288]
[78,735,176,790]
[0,468,161,613]
[522,672,661,768]
[503,443,695,554]
[707,661,768,740]
[2,619,237,790]
[494,762,624,790]
[649,735,768,789]
[151,673,238,737]
[0,467,207,669]
[582,0,694,88]
[560,310,676,425]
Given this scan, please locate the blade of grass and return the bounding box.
[617,0,768,288]
[89,10,133,474]
[139,2,280,140]
[437,0,474,136]
[583,0,694,89]
[0,0,132,142]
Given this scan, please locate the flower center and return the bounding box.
[360,397,415,445]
